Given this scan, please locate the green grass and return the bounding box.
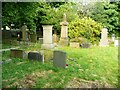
[2,46,118,88]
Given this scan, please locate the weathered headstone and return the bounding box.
[82,42,92,48]
[59,13,69,46]
[99,27,109,46]
[10,49,26,59]
[21,24,28,41]
[28,51,44,63]
[70,42,79,48]
[53,50,66,68]
[41,25,54,49]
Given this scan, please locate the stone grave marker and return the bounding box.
[112,34,115,42]
[41,25,54,49]
[28,51,44,63]
[21,24,28,42]
[53,50,66,68]
[39,38,43,44]
[70,42,79,48]
[99,27,109,46]
[59,13,69,46]
[82,42,92,48]
[10,49,26,59]
[114,40,119,47]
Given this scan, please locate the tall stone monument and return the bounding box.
[59,13,69,46]
[21,23,28,42]
[41,25,54,49]
[99,27,109,46]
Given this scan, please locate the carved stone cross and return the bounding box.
[63,13,66,22]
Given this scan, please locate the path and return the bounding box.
[0,47,19,52]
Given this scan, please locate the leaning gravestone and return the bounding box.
[99,27,109,46]
[10,49,26,59]
[28,51,44,63]
[53,50,66,68]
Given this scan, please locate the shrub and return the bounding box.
[68,17,103,44]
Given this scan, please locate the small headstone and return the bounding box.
[10,49,26,59]
[39,38,43,44]
[70,42,79,48]
[82,42,92,48]
[53,34,58,43]
[53,50,66,68]
[114,40,119,47]
[112,34,115,42]
[28,51,44,63]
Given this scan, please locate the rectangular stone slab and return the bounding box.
[10,49,25,59]
[53,50,66,68]
[28,52,44,62]
[82,42,92,48]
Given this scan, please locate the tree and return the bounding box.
[90,1,119,36]
[2,2,39,30]
[68,17,103,44]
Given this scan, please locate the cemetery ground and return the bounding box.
[2,43,118,88]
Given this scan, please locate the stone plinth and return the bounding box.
[41,25,54,49]
[99,28,109,46]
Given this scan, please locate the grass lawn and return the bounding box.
[2,45,118,88]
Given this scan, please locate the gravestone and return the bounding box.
[41,25,54,49]
[53,50,66,68]
[112,34,115,42]
[21,24,28,41]
[70,42,79,48]
[99,27,109,46]
[114,40,119,47]
[10,49,26,59]
[59,13,69,46]
[39,38,43,44]
[30,31,37,43]
[82,42,92,48]
[28,51,44,63]
[53,34,58,43]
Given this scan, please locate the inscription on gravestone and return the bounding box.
[53,50,66,68]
